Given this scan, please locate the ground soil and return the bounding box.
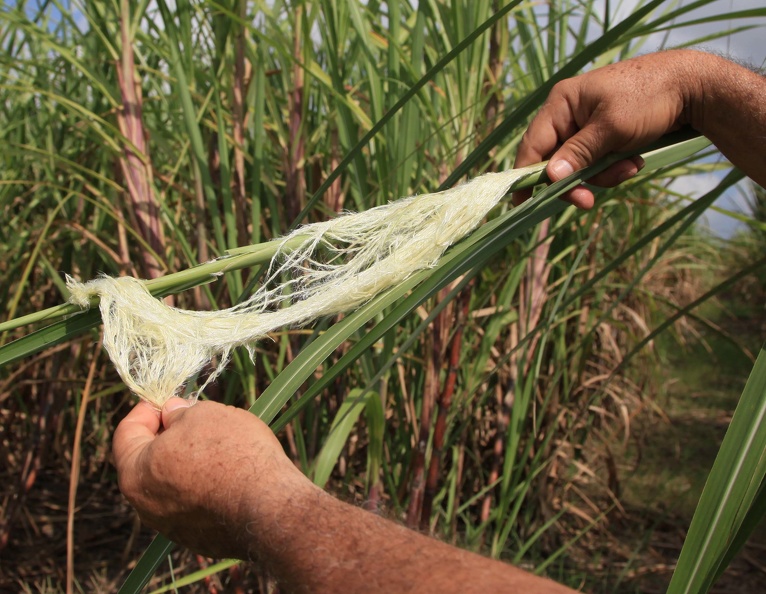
[589,312,766,593]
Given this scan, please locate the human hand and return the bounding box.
[113,398,308,559]
[513,50,704,209]
[114,400,581,593]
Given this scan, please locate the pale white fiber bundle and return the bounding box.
[67,167,534,407]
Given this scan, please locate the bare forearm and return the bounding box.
[248,479,577,594]
[687,51,766,187]
[114,401,577,592]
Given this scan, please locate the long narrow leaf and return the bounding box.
[667,342,766,594]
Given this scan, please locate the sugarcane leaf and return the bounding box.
[147,559,239,594]
[117,534,175,594]
[312,388,377,488]
[666,343,766,594]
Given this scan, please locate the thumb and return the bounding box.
[547,123,614,182]
[113,401,161,472]
[161,397,192,429]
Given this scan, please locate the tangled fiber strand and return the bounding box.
[67,168,534,407]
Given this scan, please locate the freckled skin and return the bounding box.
[513,49,766,208]
[114,401,290,559]
[114,399,577,593]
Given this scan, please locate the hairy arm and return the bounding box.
[256,472,576,593]
[114,399,577,593]
[692,52,766,186]
[513,49,766,208]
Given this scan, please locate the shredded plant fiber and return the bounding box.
[67,167,536,407]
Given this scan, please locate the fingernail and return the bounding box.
[617,157,644,184]
[617,166,638,184]
[550,160,574,181]
[164,398,191,414]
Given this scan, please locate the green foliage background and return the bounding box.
[1,1,764,592]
